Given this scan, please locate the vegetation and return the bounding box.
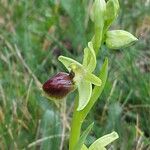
[0,0,149,149]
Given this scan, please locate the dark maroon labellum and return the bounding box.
[42,72,75,99]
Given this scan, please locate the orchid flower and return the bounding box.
[58,42,102,111]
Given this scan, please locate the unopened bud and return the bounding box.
[105,30,138,49]
[105,0,119,29]
[42,72,75,100]
[90,0,106,27]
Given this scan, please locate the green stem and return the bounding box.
[69,97,83,150]
[93,26,102,55]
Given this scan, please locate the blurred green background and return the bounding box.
[0,0,150,149]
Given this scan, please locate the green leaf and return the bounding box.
[77,81,92,111]
[74,123,94,150]
[98,58,108,84]
[105,30,138,49]
[90,57,108,104]
[105,0,119,30]
[84,72,102,86]
[58,56,82,71]
[89,132,119,150]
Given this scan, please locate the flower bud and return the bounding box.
[90,0,106,27]
[105,30,138,49]
[90,0,106,52]
[42,72,75,100]
[105,0,119,30]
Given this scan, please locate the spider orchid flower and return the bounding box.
[58,42,102,111]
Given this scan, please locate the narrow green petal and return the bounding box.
[58,55,82,71]
[83,47,89,67]
[83,42,96,72]
[77,81,92,111]
[84,72,102,86]
[87,42,96,72]
[89,132,119,150]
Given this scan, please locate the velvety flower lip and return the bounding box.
[42,72,75,99]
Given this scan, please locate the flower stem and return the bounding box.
[69,96,83,150]
[93,26,103,55]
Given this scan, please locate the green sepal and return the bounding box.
[77,81,92,111]
[58,56,82,71]
[106,30,138,49]
[83,42,96,72]
[84,72,102,86]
